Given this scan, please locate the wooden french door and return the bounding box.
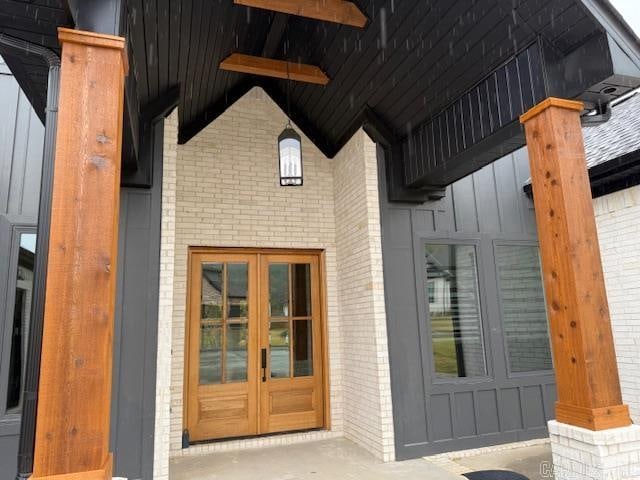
[186,249,325,443]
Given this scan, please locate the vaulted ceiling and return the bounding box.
[125,0,608,154]
[2,0,640,191]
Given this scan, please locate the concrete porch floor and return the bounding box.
[169,438,464,480]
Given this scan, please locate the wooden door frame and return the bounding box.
[183,246,331,439]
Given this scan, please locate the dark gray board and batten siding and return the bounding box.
[0,57,44,476]
[0,58,162,480]
[378,145,556,459]
[111,121,163,480]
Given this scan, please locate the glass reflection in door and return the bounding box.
[268,263,313,379]
[199,262,249,384]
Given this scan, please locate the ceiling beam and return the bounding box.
[220,53,329,85]
[234,0,367,28]
[261,13,288,58]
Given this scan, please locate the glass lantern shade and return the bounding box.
[278,127,303,186]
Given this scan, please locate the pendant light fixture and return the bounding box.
[278,36,303,187]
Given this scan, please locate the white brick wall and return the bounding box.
[154,87,394,477]
[549,420,640,480]
[154,111,178,480]
[334,132,395,461]
[594,185,640,425]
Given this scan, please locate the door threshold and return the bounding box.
[175,429,340,457]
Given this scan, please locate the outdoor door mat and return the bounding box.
[463,471,529,480]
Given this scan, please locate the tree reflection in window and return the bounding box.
[425,244,487,379]
[7,233,36,413]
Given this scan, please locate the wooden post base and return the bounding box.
[31,455,112,480]
[556,402,631,431]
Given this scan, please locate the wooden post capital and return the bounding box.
[520,97,584,124]
[58,27,128,76]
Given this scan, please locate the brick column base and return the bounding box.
[549,420,640,479]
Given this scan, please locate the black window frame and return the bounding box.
[418,237,494,386]
[0,217,36,437]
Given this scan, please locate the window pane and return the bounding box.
[227,263,248,318]
[292,264,311,317]
[425,244,487,379]
[269,264,289,317]
[199,321,222,384]
[270,321,290,378]
[201,263,223,320]
[6,233,36,413]
[225,323,248,382]
[496,245,552,373]
[293,320,313,377]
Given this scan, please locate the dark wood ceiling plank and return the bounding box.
[189,0,216,121]
[145,0,160,101]
[200,0,229,114]
[261,12,288,58]
[207,2,258,111]
[0,27,59,50]
[296,0,425,119]
[388,0,554,129]
[516,0,574,31]
[551,14,597,53]
[0,0,69,24]
[177,0,194,125]
[398,19,535,131]
[286,20,350,111]
[182,0,206,123]
[220,53,330,85]
[128,0,150,105]
[314,0,475,132]
[382,3,515,125]
[311,0,446,134]
[168,0,182,87]
[378,2,517,125]
[157,0,170,94]
[287,2,381,109]
[234,0,367,28]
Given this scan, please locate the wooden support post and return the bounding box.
[31,28,127,480]
[521,98,631,431]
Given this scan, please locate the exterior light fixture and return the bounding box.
[278,27,303,187]
[278,125,303,186]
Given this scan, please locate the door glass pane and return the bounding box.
[292,264,311,317]
[269,264,289,317]
[270,321,290,378]
[226,322,248,382]
[201,263,223,320]
[200,321,222,384]
[425,244,487,379]
[6,233,36,413]
[293,320,313,377]
[496,245,552,373]
[227,263,248,318]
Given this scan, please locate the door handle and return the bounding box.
[261,348,267,382]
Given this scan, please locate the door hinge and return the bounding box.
[261,348,267,382]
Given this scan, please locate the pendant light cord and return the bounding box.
[285,20,292,128]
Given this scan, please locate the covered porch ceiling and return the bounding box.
[2,0,640,198]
